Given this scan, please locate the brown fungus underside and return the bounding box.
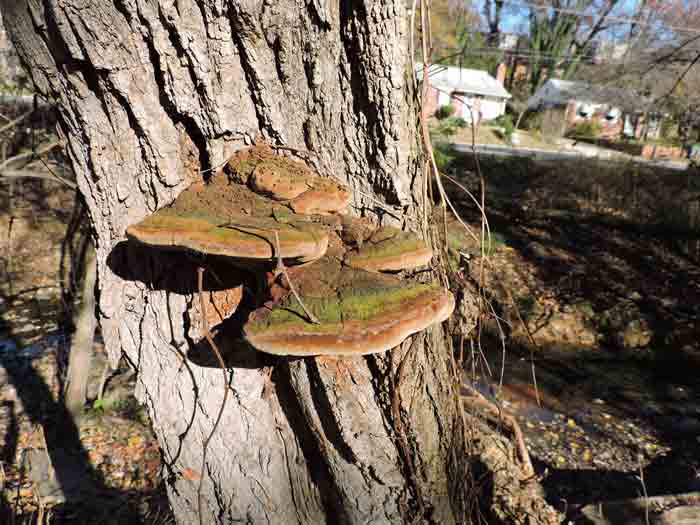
[125,145,450,356]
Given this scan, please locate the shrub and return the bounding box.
[432,141,457,172]
[491,114,513,128]
[566,120,602,139]
[492,114,515,142]
[450,116,468,128]
[436,104,455,119]
[432,116,467,138]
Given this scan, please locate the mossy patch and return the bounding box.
[349,232,425,261]
[246,280,440,335]
[447,221,507,258]
[127,206,328,261]
[344,227,432,271]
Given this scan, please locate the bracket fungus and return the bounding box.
[344,226,434,273]
[288,181,351,215]
[125,143,454,358]
[126,209,329,264]
[244,257,454,356]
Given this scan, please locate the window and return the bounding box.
[605,107,620,123]
[577,103,594,119]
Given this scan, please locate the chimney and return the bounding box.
[496,63,507,86]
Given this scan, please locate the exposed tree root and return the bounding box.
[461,383,535,481]
[465,410,561,525]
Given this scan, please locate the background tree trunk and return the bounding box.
[64,248,97,417]
[0,1,477,523]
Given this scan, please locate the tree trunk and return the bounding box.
[64,248,97,417]
[1,2,559,524]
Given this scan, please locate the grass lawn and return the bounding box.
[450,123,567,151]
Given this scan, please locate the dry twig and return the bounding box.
[196,267,231,525]
[272,230,319,324]
[391,343,425,517]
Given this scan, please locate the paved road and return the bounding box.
[453,142,689,171]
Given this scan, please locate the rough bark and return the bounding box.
[0,1,474,523]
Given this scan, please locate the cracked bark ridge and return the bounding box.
[0,1,553,524]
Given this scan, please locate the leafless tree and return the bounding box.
[483,0,506,44]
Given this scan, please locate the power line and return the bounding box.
[431,40,631,67]
[433,45,597,63]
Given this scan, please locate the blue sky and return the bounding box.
[472,0,645,34]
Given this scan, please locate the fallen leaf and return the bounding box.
[182,468,201,481]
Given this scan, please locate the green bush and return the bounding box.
[450,116,468,128]
[566,120,602,139]
[492,114,515,142]
[432,116,467,138]
[432,141,457,172]
[436,104,456,119]
[491,114,513,128]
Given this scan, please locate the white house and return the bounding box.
[526,79,658,139]
[417,63,512,123]
[526,79,644,112]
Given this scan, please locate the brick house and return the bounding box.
[526,79,661,141]
[417,63,511,125]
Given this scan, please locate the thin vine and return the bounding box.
[196,267,231,525]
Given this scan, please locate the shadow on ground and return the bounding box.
[445,151,700,514]
[0,180,170,522]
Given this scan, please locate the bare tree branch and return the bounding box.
[0,168,76,189]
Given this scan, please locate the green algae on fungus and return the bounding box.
[345,227,433,272]
[126,207,329,263]
[249,282,440,333]
[243,261,455,355]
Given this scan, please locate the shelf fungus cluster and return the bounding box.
[126,143,455,357]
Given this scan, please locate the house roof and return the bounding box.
[527,79,651,112]
[416,63,511,100]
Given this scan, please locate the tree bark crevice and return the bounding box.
[273,362,342,524]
